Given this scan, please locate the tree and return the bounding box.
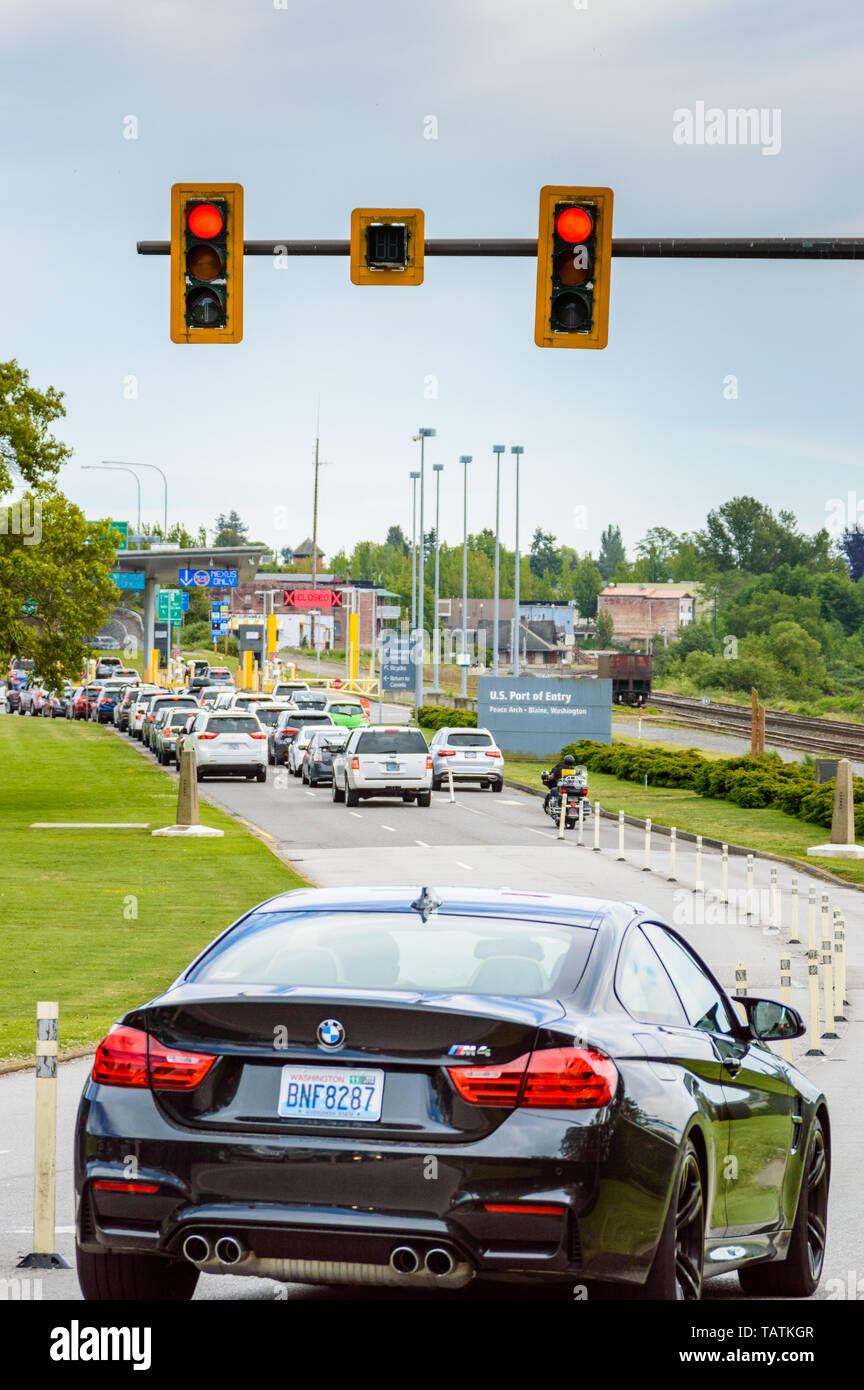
[140,520,207,549]
[385,525,409,556]
[213,510,249,546]
[0,360,73,496]
[0,493,118,687]
[595,610,614,646]
[839,527,864,581]
[598,525,626,581]
[571,555,603,618]
[529,528,561,582]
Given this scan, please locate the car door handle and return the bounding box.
[722,1057,742,1077]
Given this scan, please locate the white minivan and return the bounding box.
[331,726,432,806]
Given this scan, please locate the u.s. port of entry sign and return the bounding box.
[477,676,612,759]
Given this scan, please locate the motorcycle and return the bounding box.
[541,767,590,830]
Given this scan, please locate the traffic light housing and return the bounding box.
[350,209,424,285]
[534,186,613,349]
[171,183,244,343]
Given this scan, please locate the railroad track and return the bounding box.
[648,692,864,758]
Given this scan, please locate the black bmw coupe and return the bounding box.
[74,886,829,1301]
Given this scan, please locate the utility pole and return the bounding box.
[492,445,505,675]
[310,408,321,654]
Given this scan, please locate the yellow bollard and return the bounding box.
[820,893,830,955]
[767,865,779,934]
[448,766,456,804]
[746,855,754,918]
[18,1002,69,1270]
[833,913,846,1022]
[577,797,585,847]
[593,802,601,852]
[788,874,800,944]
[668,826,677,882]
[821,938,838,1040]
[780,956,793,1063]
[807,886,817,953]
[734,961,747,998]
[720,843,728,904]
[642,817,652,872]
[617,809,625,860]
[805,949,824,1056]
[557,791,568,841]
[694,834,704,894]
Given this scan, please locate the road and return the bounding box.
[2,715,861,1302]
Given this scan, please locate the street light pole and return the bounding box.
[413,429,436,712]
[105,462,168,537]
[511,446,523,677]
[492,444,505,676]
[410,471,420,631]
[459,455,471,698]
[432,462,443,692]
[81,464,142,533]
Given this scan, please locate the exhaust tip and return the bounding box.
[390,1245,420,1275]
[214,1236,244,1266]
[181,1233,211,1265]
[425,1247,455,1277]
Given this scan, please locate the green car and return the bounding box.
[324,698,371,729]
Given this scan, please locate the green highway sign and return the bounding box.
[110,520,128,550]
[157,589,183,623]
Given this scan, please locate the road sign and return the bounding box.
[283,588,342,608]
[179,568,238,588]
[182,592,189,612]
[21,600,36,615]
[110,570,145,590]
[380,636,414,692]
[157,590,183,623]
[109,520,129,550]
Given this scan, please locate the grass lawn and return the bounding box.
[0,717,307,1061]
[502,754,864,887]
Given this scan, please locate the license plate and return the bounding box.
[386,762,400,772]
[464,751,476,758]
[278,1066,384,1122]
[226,742,242,750]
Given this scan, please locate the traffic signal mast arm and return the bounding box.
[143,237,864,259]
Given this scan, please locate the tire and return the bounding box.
[431,777,442,792]
[76,1245,198,1302]
[566,819,576,830]
[345,786,360,807]
[417,791,432,807]
[196,769,204,783]
[491,780,503,793]
[738,1116,828,1297]
[639,1138,705,1300]
[256,767,266,783]
[332,779,345,803]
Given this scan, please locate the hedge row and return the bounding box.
[417,705,478,731]
[558,740,864,836]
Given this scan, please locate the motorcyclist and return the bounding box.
[542,753,577,812]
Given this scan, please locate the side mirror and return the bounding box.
[734,996,805,1042]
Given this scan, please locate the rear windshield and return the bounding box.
[446,733,493,748]
[294,694,327,707]
[279,712,331,728]
[252,706,285,727]
[356,730,428,754]
[329,703,364,716]
[154,698,197,708]
[167,711,193,727]
[310,731,350,749]
[207,716,259,733]
[188,910,596,996]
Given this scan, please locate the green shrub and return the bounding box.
[417,705,477,731]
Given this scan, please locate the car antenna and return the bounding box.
[410,887,441,923]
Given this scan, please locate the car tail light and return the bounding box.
[93,1180,160,1194]
[426,756,433,770]
[351,756,360,770]
[448,1047,617,1109]
[92,1024,215,1090]
[438,749,456,757]
[485,750,502,758]
[249,732,267,740]
[484,1204,566,1216]
[198,732,219,740]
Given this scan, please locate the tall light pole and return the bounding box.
[410,471,420,630]
[412,429,436,711]
[81,464,142,534]
[104,462,168,538]
[459,455,471,697]
[492,444,506,675]
[511,446,524,677]
[432,462,443,691]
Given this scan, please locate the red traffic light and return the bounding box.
[187,202,224,239]
[555,206,593,244]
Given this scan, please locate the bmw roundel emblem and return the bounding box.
[317,1018,345,1049]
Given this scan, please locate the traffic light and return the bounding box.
[171,183,244,343]
[350,209,424,285]
[534,186,613,349]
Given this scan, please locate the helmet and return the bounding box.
[563,755,576,767]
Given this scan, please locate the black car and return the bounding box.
[74,887,828,1302]
[268,709,334,765]
[300,727,351,784]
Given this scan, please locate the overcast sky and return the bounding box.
[3,0,862,566]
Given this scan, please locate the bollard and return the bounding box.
[720,844,729,905]
[788,875,800,944]
[448,766,456,804]
[833,913,846,1022]
[734,961,747,998]
[767,865,779,934]
[642,817,652,872]
[668,826,677,882]
[17,1003,69,1270]
[820,893,830,956]
[558,791,568,841]
[821,939,839,1039]
[694,835,704,894]
[807,886,817,953]
[617,808,625,860]
[745,855,754,918]
[838,912,849,1008]
[577,797,585,847]
[593,802,601,852]
[805,950,824,1056]
[780,956,793,1063]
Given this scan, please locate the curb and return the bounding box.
[502,778,864,894]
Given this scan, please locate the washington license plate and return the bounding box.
[278,1066,384,1122]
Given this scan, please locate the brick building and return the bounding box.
[597,583,700,646]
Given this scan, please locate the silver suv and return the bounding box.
[428,726,504,792]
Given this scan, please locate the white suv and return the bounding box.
[331,725,432,807]
[181,711,268,782]
[428,726,505,792]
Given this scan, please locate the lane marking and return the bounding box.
[457,804,488,817]
[381,824,397,832]
[456,861,473,870]
[415,839,430,847]
[349,811,362,819]
[239,818,273,840]
[527,826,557,840]
[304,791,316,798]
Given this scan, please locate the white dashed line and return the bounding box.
[527,827,557,840]
[304,790,316,798]
[381,825,397,833]
[349,811,363,819]
[415,840,430,848]
[456,861,473,871]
